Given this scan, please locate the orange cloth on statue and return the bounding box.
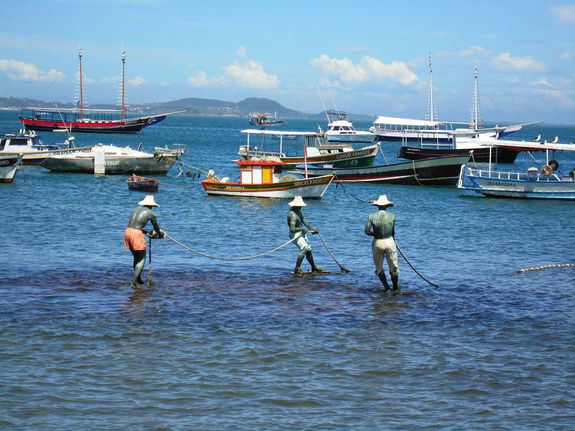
[124,227,146,251]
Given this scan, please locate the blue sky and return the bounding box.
[1,0,574,123]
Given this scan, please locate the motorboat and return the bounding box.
[0,154,22,184]
[323,110,375,144]
[248,112,284,127]
[201,158,334,199]
[290,155,470,185]
[0,130,91,165]
[457,141,575,199]
[238,129,379,168]
[41,144,180,175]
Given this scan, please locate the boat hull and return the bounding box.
[0,155,21,184]
[20,114,168,134]
[281,146,379,168]
[292,155,470,185]
[128,179,159,192]
[398,145,520,163]
[325,134,376,144]
[2,146,94,166]
[42,155,177,175]
[201,175,334,199]
[458,165,575,199]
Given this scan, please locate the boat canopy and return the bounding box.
[373,116,443,127]
[492,140,575,152]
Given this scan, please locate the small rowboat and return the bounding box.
[127,174,159,192]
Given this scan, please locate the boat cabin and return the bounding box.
[237,159,285,184]
[0,131,58,153]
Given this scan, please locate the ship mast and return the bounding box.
[470,64,482,129]
[78,48,84,119]
[426,53,437,122]
[121,50,126,121]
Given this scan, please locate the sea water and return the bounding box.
[0,111,574,430]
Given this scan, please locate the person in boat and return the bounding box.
[364,195,400,292]
[287,196,326,275]
[124,195,164,287]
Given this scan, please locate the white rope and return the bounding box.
[163,232,296,261]
[517,263,575,273]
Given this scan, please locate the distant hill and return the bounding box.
[0,96,373,120]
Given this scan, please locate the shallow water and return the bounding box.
[1,112,574,429]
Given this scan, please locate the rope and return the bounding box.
[396,243,439,288]
[317,231,350,272]
[163,232,296,261]
[176,161,210,176]
[411,160,425,186]
[335,179,369,203]
[517,263,575,273]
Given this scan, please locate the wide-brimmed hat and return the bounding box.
[138,195,160,207]
[370,194,394,207]
[288,196,307,207]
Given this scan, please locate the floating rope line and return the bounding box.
[163,232,296,261]
[517,263,575,273]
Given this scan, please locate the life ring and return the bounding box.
[548,159,559,171]
[541,164,553,176]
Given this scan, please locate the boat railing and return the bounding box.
[467,167,562,182]
[238,145,286,159]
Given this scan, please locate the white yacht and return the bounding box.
[323,110,375,144]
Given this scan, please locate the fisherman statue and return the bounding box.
[364,195,400,292]
[287,196,326,275]
[124,195,164,287]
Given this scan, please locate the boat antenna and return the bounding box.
[470,64,482,129]
[327,92,341,119]
[426,52,437,121]
[78,48,84,120]
[121,49,126,121]
[316,86,330,123]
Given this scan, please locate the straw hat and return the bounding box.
[370,194,394,208]
[288,196,307,207]
[138,195,160,207]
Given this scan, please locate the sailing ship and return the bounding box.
[19,50,183,134]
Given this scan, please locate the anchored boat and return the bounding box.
[290,155,470,185]
[201,158,334,199]
[238,129,379,168]
[19,50,183,134]
[41,144,180,175]
[127,173,159,192]
[0,154,22,184]
[457,141,575,199]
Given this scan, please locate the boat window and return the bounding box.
[10,138,30,146]
[0,139,5,151]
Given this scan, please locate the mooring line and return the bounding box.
[517,263,575,273]
[335,179,368,203]
[163,232,296,261]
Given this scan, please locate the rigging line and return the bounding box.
[396,243,439,289]
[177,160,210,176]
[163,232,296,261]
[377,145,389,164]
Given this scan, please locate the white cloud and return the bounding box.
[492,52,545,71]
[128,76,149,87]
[237,46,248,57]
[187,70,226,87]
[536,88,575,108]
[532,78,553,87]
[101,75,119,85]
[310,55,418,86]
[549,4,575,23]
[437,46,489,58]
[0,59,66,82]
[223,60,280,89]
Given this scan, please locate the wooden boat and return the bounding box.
[0,154,22,184]
[457,141,575,199]
[201,158,334,199]
[127,174,159,192]
[41,144,179,175]
[290,155,470,185]
[19,50,183,134]
[0,130,92,165]
[238,129,379,168]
